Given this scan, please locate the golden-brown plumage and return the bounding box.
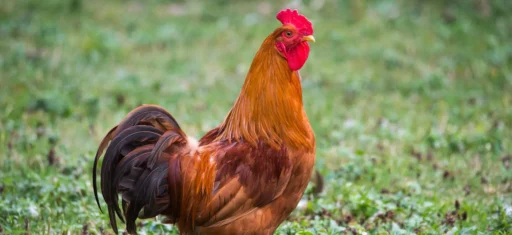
[93,9,315,234]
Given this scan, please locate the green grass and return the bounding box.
[1,0,511,234]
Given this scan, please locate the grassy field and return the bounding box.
[1,0,511,234]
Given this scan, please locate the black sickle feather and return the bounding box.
[93,105,185,234]
[114,147,153,192]
[148,131,182,169]
[168,157,182,219]
[141,165,170,218]
[102,126,162,218]
[101,125,163,232]
[107,206,117,233]
[94,105,180,213]
[124,168,151,233]
[93,126,117,213]
[117,105,181,132]
[124,171,148,233]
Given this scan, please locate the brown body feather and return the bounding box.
[93,24,315,234]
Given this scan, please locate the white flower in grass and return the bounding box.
[28,203,39,217]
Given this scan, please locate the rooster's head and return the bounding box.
[274,9,315,71]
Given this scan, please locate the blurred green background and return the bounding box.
[1,0,511,234]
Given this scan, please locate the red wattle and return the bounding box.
[286,42,310,71]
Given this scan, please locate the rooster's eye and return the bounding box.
[284,31,293,38]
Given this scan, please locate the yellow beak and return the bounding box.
[303,35,316,42]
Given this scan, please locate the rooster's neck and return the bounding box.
[216,35,313,150]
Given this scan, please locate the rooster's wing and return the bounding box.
[195,141,293,229]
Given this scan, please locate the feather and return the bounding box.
[93,105,189,234]
[148,131,182,169]
[116,105,181,132]
[125,163,169,233]
[167,156,182,220]
[101,125,163,232]
[93,126,117,212]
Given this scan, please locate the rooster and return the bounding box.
[93,9,316,234]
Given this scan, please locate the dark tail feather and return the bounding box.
[125,163,170,233]
[92,105,187,234]
[148,130,182,169]
[116,105,181,132]
[93,126,117,213]
[167,157,182,219]
[102,125,163,228]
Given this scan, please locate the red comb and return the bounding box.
[276,9,313,35]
